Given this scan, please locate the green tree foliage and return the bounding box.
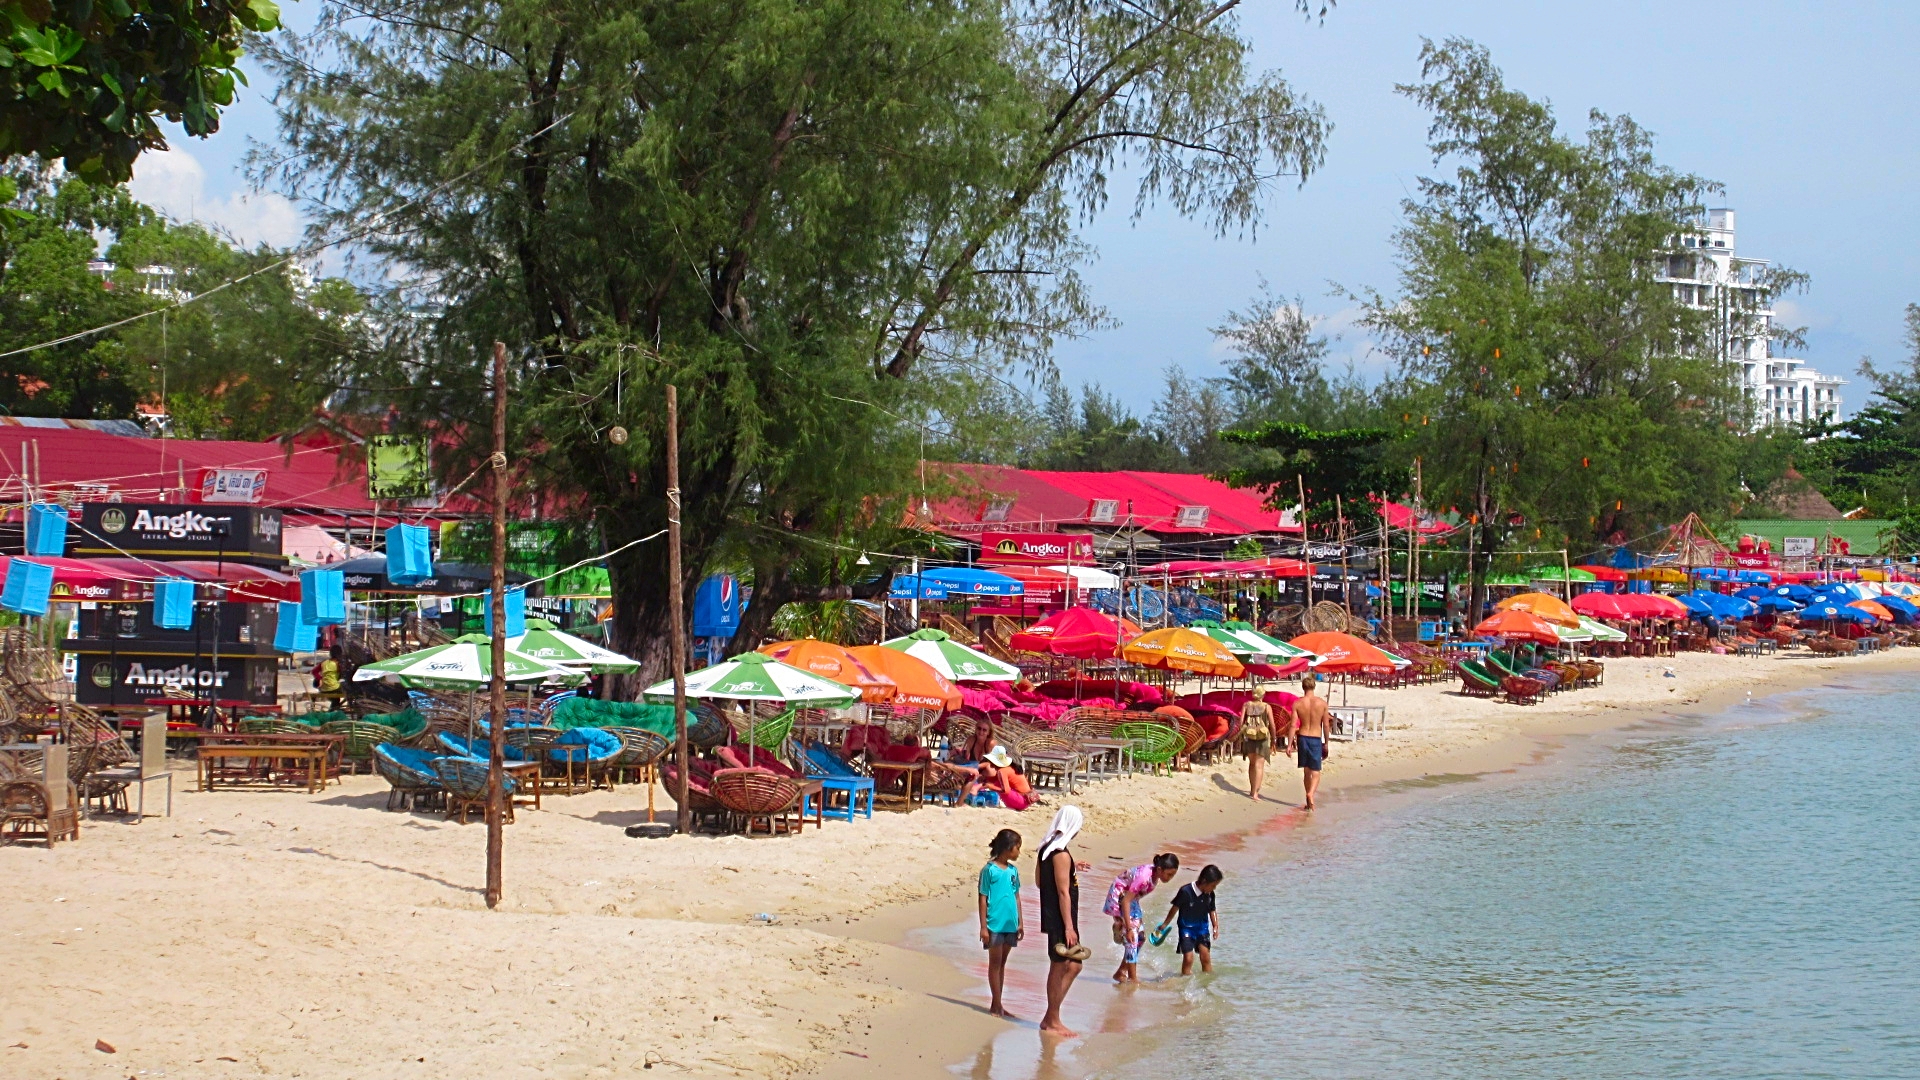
[0,0,280,182]
[1361,39,1742,607]
[0,163,366,435]
[1217,420,1399,539]
[256,0,1333,676]
[1794,304,1920,516]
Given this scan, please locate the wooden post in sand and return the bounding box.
[667,386,691,836]
[485,341,509,910]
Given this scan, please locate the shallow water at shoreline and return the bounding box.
[931,678,1920,1079]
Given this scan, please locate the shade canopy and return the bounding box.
[1288,632,1398,673]
[353,638,582,689]
[644,652,860,705]
[846,645,963,710]
[1007,606,1140,658]
[1677,591,1758,620]
[1846,598,1896,622]
[1870,594,1920,623]
[506,619,641,672]
[1577,616,1628,642]
[1799,601,1876,624]
[1494,591,1583,627]
[879,628,1021,682]
[1571,592,1686,619]
[1472,609,1562,645]
[1121,627,1246,677]
[757,639,897,703]
[1188,620,1316,659]
[921,566,1026,596]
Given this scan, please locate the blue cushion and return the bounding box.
[436,731,526,762]
[550,726,621,763]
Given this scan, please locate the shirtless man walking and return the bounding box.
[1288,674,1331,809]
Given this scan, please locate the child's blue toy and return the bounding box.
[1148,925,1173,947]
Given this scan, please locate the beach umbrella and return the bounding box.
[1872,594,1920,623]
[1798,601,1875,624]
[1287,632,1399,673]
[1188,620,1317,660]
[1882,582,1920,598]
[1570,592,1643,620]
[1770,583,1817,603]
[1577,617,1628,642]
[758,639,898,703]
[1472,609,1562,645]
[1678,591,1757,620]
[1121,627,1247,677]
[506,618,641,673]
[1823,582,1870,601]
[1494,591,1583,627]
[352,638,582,689]
[879,628,1021,683]
[846,645,963,711]
[1007,606,1141,658]
[1554,620,1593,643]
[1848,598,1897,623]
[1750,595,1803,614]
[643,652,861,705]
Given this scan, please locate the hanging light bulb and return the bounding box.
[856,551,871,566]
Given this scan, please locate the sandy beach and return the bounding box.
[6,648,1915,1079]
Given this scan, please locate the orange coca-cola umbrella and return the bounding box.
[1472,608,1563,645]
[757,639,897,703]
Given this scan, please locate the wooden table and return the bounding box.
[197,744,330,793]
[197,732,346,785]
[868,760,926,812]
[502,761,542,812]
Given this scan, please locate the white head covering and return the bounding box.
[1038,804,1083,861]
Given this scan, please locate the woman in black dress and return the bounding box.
[1036,804,1090,1037]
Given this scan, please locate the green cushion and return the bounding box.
[366,707,427,739]
[293,711,350,728]
[550,697,685,738]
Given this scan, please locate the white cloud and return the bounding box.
[128,146,305,250]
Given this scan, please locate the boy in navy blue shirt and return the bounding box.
[1156,864,1222,975]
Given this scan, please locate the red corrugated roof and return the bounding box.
[0,427,377,512]
[1117,470,1284,534]
[928,463,1093,532]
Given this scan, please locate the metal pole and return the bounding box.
[485,342,509,910]
[1298,475,1313,611]
[666,385,690,836]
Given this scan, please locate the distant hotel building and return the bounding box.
[1656,208,1840,428]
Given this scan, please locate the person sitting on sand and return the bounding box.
[1103,852,1179,984]
[967,747,1031,810]
[977,828,1024,1017]
[1037,805,1091,1037]
[1289,674,1331,809]
[1156,864,1222,975]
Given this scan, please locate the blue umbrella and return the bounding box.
[1770,584,1816,602]
[1822,582,1869,601]
[1751,595,1802,614]
[919,566,1026,596]
[1801,601,1875,624]
[1679,591,1757,620]
[1874,594,1920,624]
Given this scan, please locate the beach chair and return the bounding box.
[0,778,80,846]
[1014,732,1090,793]
[319,719,402,774]
[605,727,670,787]
[431,756,517,825]
[1500,675,1546,705]
[710,768,810,837]
[1112,721,1182,774]
[1456,660,1501,697]
[800,744,875,822]
[436,731,529,762]
[685,703,732,749]
[372,743,445,812]
[660,758,732,832]
[548,727,622,793]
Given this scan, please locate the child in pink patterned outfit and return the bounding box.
[1103,853,1180,983]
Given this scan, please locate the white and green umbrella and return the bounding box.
[352,637,583,689]
[507,618,641,673]
[879,628,1021,683]
[1554,621,1594,644]
[643,652,859,705]
[1189,620,1318,660]
[1577,616,1628,642]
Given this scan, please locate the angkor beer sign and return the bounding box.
[74,503,285,566]
[978,531,1096,566]
[73,653,279,706]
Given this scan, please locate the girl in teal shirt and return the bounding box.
[978,828,1023,1016]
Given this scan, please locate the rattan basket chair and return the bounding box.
[319,720,402,774]
[373,743,446,812]
[710,768,807,837]
[1,778,79,846]
[431,756,517,825]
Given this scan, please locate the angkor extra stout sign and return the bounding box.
[73,503,286,566]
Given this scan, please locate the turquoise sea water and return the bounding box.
[939,678,1920,1079]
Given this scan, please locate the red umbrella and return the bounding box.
[1572,592,1683,619]
[1288,632,1399,673]
[1007,607,1141,658]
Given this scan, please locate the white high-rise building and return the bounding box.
[1656,208,1841,428]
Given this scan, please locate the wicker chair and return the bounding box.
[660,758,731,832]
[686,703,731,749]
[431,756,517,825]
[1456,661,1501,697]
[1170,715,1207,771]
[373,743,445,812]
[710,768,807,837]
[606,727,671,787]
[239,718,312,736]
[319,720,402,774]
[1,779,79,846]
[1501,675,1547,705]
[1013,732,1088,793]
[1112,721,1183,773]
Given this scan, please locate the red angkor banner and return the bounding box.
[977,531,1096,566]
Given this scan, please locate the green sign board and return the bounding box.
[367,435,432,500]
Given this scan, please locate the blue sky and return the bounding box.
[131,0,1920,416]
